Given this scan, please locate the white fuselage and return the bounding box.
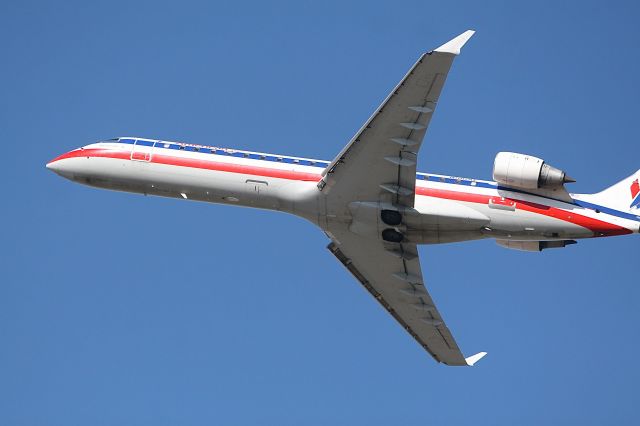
[46,138,639,244]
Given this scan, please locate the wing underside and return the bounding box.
[321,31,485,365]
[319,30,476,210]
[328,228,477,366]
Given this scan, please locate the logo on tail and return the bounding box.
[631,179,640,209]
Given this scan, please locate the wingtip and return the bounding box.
[465,351,487,366]
[433,30,476,55]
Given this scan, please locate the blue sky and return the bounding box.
[2,1,639,424]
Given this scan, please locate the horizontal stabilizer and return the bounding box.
[465,351,487,366]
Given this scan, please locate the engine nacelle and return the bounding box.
[496,239,577,252]
[493,152,574,190]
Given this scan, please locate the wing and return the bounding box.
[321,32,485,365]
[328,227,485,366]
[318,30,475,209]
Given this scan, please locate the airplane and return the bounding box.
[46,30,640,366]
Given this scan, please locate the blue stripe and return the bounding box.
[488,182,638,222]
[572,200,640,222]
[417,171,640,222]
[108,138,640,222]
[119,138,333,169]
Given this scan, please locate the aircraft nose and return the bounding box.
[45,160,59,171]
[46,157,68,175]
[46,151,77,178]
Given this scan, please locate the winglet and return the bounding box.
[465,351,487,366]
[434,30,475,55]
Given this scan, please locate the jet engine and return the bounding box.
[493,152,574,190]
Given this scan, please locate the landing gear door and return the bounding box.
[131,139,155,162]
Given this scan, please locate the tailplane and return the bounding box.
[586,169,640,212]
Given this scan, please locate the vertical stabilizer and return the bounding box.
[586,169,640,212]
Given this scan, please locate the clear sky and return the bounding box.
[2,1,639,424]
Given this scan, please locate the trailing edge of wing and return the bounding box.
[434,30,475,55]
[465,351,488,366]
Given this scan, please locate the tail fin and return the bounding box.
[588,169,640,212]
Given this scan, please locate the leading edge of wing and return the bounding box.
[434,30,476,55]
[320,29,475,182]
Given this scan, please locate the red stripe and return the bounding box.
[52,149,323,182]
[50,149,131,163]
[51,148,632,236]
[416,187,632,236]
[153,153,322,182]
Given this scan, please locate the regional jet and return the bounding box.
[46,31,640,366]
